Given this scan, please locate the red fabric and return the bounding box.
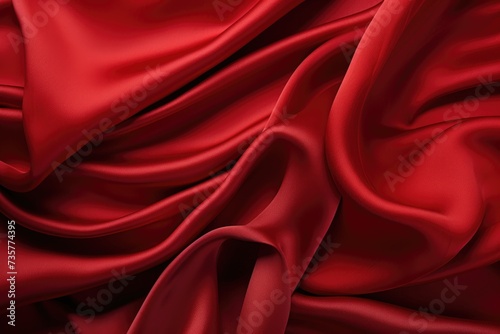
[1,0,500,333]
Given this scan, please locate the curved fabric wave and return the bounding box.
[1,0,499,333]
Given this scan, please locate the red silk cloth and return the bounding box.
[1,0,500,333]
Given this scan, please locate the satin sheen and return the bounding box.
[1,0,500,333]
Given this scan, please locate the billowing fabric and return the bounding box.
[1,0,499,333]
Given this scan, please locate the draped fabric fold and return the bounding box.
[1,0,499,333]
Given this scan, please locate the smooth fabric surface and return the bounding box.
[1,0,499,333]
